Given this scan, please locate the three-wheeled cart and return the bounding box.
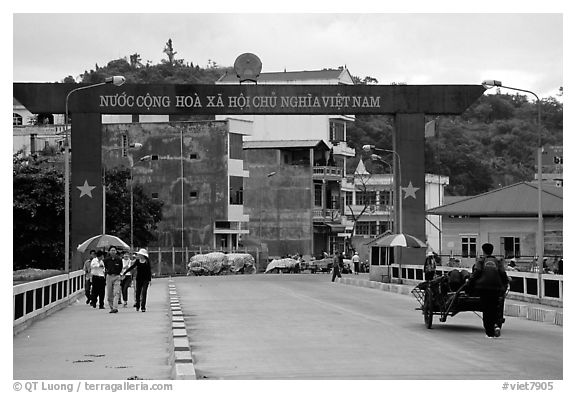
[411,275,507,329]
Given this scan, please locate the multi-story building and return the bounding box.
[100,119,252,250]
[242,140,333,263]
[15,92,252,251]
[13,98,65,156]
[216,68,356,260]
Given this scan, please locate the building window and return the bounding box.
[314,184,322,207]
[356,221,378,236]
[370,222,377,236]
[356,191,377,206]
[13,113,23,126]
[229,176,243,205]
[121,134,128,157]
[345,191,353,206]
[501,237,520,258]
[379,221,392,235]
[356,222,368,235]
[215,221,231,229]
[329,120,345,142]
[461,237,477,258]
[379,190,392,207]
[229,133,243,160]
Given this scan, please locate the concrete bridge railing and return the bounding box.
[375,263,563,306]
[13,270,86,335]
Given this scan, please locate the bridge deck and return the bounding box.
[13,279,172,380]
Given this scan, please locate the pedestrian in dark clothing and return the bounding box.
[331,251,343,282]
[468,243,509,338]
[103,246,123,313]
[83,250,96,304]
[123,248,152,312]
[90,250,106,309]
[424,251,437,281]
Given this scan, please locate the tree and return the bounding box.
[163,38,177,65]
[12,151,164,270]
[103,168,164,248]
[129,53,142,68]
[13,151,64,270]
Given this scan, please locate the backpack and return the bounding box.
[483,256,499,271]
[478,256,504,289]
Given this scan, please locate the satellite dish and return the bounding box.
[233,53,262,83]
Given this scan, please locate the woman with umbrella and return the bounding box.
[122,249,152,312]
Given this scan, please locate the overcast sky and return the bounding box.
[13,12,563,100]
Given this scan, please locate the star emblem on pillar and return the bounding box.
[77,180,96,198]
[402,181,420,199]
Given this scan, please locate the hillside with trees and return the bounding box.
[347,90,563,196]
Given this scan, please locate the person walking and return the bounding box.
[90,250,106,309]
[119,252,133,308]
[424,251,437,281]
[467,243,509,338]
[331,251,343,282]
[352,252,360,275]
[122,248,152,312]
[83,250,95,304]
[103,246,123,314]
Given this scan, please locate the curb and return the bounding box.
[168,280,196,380]
[337,277,563,326]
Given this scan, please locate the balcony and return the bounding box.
[313,208,341,222]
[332,141,355,157]
[344,204,394,216]
[313,166,342,181]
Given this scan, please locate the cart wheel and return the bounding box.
[423,289,433,329]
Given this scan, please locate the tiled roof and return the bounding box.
[217,69,351,83]
[243,140,330,151]
[428,182,563,216]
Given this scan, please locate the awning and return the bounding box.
[326,223,346,233]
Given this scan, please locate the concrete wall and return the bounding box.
[243,148,313,257]
[102,121,229,248]
[217,115,330,143]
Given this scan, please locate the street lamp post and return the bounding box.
[180,128,185,263]
[258,171,277,247]
[363,145,403,233]
[369,155,394,234]
[125,154,153,250]
[63,76,125,273]
[482,80,544,298]
[368,155,394,268]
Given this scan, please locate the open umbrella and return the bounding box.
[77,234,130,253]
[371,233,427,248]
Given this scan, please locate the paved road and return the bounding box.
[174,274,563,380]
